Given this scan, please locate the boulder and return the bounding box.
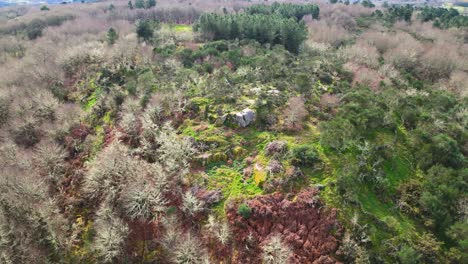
[234,108,255,127]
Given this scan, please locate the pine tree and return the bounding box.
[146,0,156,9]
[106,27,118,45]
[135,0,145,9]
[136,20,153,41]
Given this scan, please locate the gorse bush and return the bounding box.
[194,13,308,53]
[237,203,251,219]
[26,18,46,40]
[136,19,156,41]
[290,145,320,166]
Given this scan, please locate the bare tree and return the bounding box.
[181,191,204,217]
[93,199,129,263]
[205,214,231,245]
[173,234,210,264]
[282,97,308,131]
[261,234,292,264]
[120,173,168,220]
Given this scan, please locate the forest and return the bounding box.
[0,0,466,263]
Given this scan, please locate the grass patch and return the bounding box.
[206,166,263,216]
[172,24,192,32]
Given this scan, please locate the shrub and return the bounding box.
[265,141,288,156]
[0,96,9,127]
[307,20,351,48]
[383,33,423,72]
[40,5,49,11]
[362,31,398,54]
[340,40,380,69]
[267,160,284,174]
[26,19,46,40]
[237,203,251,219]
[429,134,464,169]
[398,244,422,264]
[12,120,41,147]
[119,111,140,146]
[136,20,155,41]
[418,45,458,81]
[290,145,320,166]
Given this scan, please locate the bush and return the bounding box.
[418,46,457,81]
[265,141,288,157]
[430,134,464,169]
[237,203,252,219]
[26,19,46,40]
[267,160,284,174]
[340,40,380,69]
[136,20,155,41]
[0,97,9,127]
[290,145,320,166]
[12,120,41,147]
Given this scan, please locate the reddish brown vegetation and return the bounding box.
[227,189,342,263]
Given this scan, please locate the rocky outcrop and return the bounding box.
[227,189,342,264]
[234,108,255,127]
